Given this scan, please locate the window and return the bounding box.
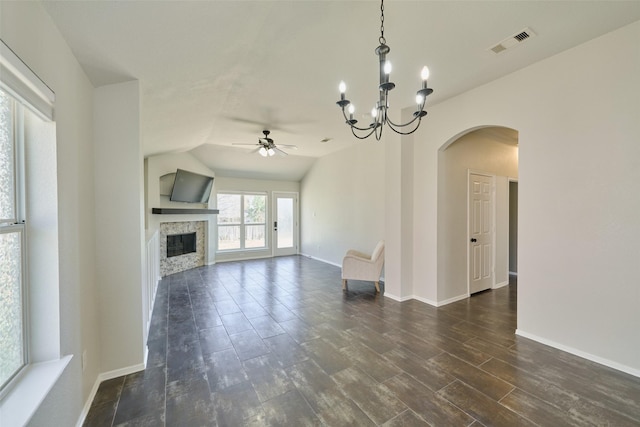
[1,40,68,424]
[0,88,27,394]
[217,193,267,251]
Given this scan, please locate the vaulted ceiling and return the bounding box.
[42,1,640,180]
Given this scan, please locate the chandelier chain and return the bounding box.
[379,0,386,45]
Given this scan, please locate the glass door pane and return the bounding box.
[276,198,293,249]
[273,193,297,257]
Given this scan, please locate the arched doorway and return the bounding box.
[437,126,519,301]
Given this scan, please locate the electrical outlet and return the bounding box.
[82,350,87,372]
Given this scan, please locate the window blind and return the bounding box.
[0,39,55,121]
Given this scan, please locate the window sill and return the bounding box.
[0,355,72,427]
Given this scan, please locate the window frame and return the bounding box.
[0,89,29,398]
[216,192,268,252]
[0,92,16,225]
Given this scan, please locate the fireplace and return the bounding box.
[159,221,205,277]
[167,232,196,257]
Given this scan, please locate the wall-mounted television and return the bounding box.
[169,169,214,203]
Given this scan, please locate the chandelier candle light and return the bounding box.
[337,0,433,140]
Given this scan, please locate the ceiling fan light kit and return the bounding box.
[259,146,270,157]
[337,0,434,140]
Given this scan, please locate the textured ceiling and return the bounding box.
[42,1,640,180]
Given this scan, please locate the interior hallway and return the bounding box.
[84,256,640,426]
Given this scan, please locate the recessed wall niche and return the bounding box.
[159,172,176,198]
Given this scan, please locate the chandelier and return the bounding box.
[336,0,433,140]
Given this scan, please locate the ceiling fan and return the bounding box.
[232,130,297,157]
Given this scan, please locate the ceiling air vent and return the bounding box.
[489,27,536,54]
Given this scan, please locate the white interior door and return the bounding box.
[469,173,494,294]
[273,192,298,256]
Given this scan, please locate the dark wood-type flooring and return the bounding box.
[84,255,640,426]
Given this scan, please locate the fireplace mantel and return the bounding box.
[152,208,219,215]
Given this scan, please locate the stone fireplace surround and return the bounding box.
[160,221,205,277]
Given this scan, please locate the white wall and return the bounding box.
[300,140,385,267]
[517,21,639,374]
[214,176,299,262]
[509,182,518,273]
[397,118,414,301]
[146,152,217,266]
[437,131,518,301]
[0,2,100,425]
[383,127,405,299]
[216,176,300,193]
[494,176,510,287]
[23,110,60,362]
[411,20,640,374]
[94,81,145,374]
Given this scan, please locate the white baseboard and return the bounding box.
[299,253,341,268]
[99,363,146,383]
[76,374,101,427]
[75,363,146,427]
[384,292,415,302]
[411,295,439,306]
[389,293,469,307]
[493,280,509,289]
[386,293,462,307]
[434,293,470,307]
[515,329,640,378]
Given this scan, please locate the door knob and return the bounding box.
[470,238,477,243]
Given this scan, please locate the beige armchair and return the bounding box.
[341,240,385,293]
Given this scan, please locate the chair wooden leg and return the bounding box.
[342,279,347,290]
[374,281,380,293]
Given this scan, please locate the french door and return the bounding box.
[272,192,298,256]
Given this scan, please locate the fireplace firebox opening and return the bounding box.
[167,232,197,257]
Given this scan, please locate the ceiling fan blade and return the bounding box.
[273,147,288,156]
[278,144,298,149]
[225,116,268,127]
[232,143,259,146]
[224,116,295,133]
[250,147,262,154]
